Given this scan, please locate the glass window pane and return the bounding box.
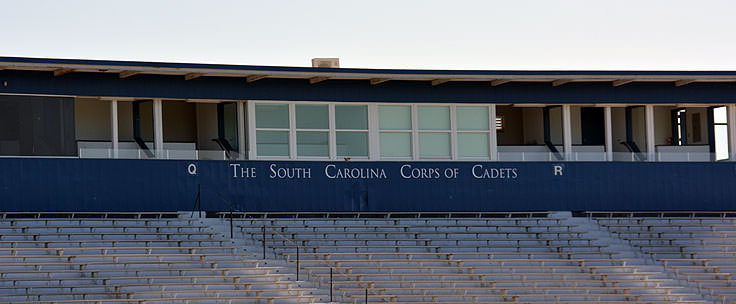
[379,106,411,130]
[418,106,450,130]
[336,105,368,130]
[297,131,328,157]
[296,104,328,129]
[222,103,238,150]
[256,131,289,156]
[419,132,450,158]
[458,133,489,158]
[456,106,489,130]
[337,132,368,157]
[380,132,412,157]
[255,104,289,129]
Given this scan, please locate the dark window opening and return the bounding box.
[580,107,604,145]
[0,95,76,156]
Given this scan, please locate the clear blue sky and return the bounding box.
[2,0,735,70]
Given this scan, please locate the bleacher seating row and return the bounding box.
[0,212,327,304]
[222,212,708,303]
[5,210,736,303]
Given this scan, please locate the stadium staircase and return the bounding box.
[219,211,710,304]
[0,212,329,304]
[587,211,736,304]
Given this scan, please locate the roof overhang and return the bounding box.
[2,57,736,88]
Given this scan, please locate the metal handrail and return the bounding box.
[217,211,550,219]
[190,184,202,219]
[263,225,373,302]
[581,211,736,218]
[0,212,182,219]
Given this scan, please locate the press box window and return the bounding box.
[335,105,368,157]
[295,104,328,157]
[255,104,289,157]
[418,106,450,158]
[379,105,412,158]
[253,102,496,160]
[457,106,490,159]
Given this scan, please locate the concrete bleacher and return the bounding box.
[6,210,731,303]
[223,212,704,303]
[589,211,736,303]
[0,212,327,304]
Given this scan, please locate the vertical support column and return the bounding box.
[247,101,257,160]
[368,104,380,160]
[153,98,164,159]
[604,106,613,161]
[707,106,716,161]
[488,104,498,161]
[236,101,246,160]
[411,105,419,161]
[645,104,656,161]
[328,104,336,160]
[288,103,297,160]
[450,105,458,160]
[728,104,736,161]
[110,100,119,159]
[562,104,572,160]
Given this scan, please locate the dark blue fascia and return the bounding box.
[1,70,736,103]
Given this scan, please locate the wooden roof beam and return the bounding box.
[675,79,696,87]
[552,79,572,87]
[491,79,512,86]
[612,79,635,87]
[370,78,390,85]
[119,71,139,79]
[246,75,267,83]
[431,79,451,86]
[184,73,203,81]
[53,69,75,77]
[309,76,329,84]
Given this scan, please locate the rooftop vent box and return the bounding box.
[312,58,339,68]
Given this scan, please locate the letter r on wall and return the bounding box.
[554,165,563,176]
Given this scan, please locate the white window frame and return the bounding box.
[249,100,370,161]
[376,103,495,161]
[455,105,494,160]
[250,102,291,160]
[293,103,330,160]
[248,100,495,161]
[416,104,453,160]
[334,103,370,159]
[377,103,415,161]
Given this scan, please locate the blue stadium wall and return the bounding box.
[1,158,734,212]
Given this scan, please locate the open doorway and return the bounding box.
[580,107,604,145]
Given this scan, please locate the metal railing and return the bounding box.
[218,211,551,219]
[78,148,232,160]
[256,223,375,303]
[268,227,329,302]
[0,212,182,219]
[190,184,202,219]
[579,211,736,218]
[71,148,728,162]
